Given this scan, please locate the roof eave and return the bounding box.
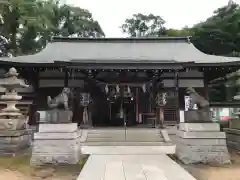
[51,36,192,43]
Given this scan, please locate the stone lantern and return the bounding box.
[0,67,32,154]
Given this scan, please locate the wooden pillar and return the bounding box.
[203,71,209,101]
[64,68,68,87]
[174,70,180,124]
[135,87,139,123]
[30,68,39,125]
[152,80,157,127]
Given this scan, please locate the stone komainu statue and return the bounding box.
[47,87,72,110]
[186,87,209,110]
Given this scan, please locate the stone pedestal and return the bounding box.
[229,118,240,129]
[224,128,240,151]
[0,129,32,155]
[184,110,212,123]
[45,110,73,123]
[175,123,230,164]
[30,123,81,166]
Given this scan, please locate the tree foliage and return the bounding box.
[121,13,167,37]
[191,2,240,56]
[0,0,105,56]
[120,1,240,57]
[166,27,193,37]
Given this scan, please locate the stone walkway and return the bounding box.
[77,154,196,180]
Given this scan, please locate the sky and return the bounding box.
[65,0,240,37]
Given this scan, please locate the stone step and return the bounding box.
[88,131,161,134]
[82,141,167,146]
[88,131,161,135]
[81,145,176,155]
[86,135,164,139]
[86,138,164,142]
[87,134,162,138]
[86,134,163,142]
[85,129,165,144]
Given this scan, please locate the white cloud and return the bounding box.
[66,0,237,37]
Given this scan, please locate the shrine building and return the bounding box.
[0,36,239,127]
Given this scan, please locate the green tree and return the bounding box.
[191,1,240,56]
[0,0,105,56]
[121,13,167,37]
[167,27,193,37]
[54,4,104,37]
[0,0,54,55]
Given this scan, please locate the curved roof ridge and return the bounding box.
[188,43,240,63]
[51,36,192,43]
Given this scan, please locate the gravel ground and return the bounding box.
[183,150,240,180]
[0,154,88,180]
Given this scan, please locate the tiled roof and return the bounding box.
[0,36,239,64]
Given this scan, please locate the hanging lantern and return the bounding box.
[124,86,132,98]
[80,93,90,107]
[156,92,167,106]
[105,85,109,94]
[119,106,124,118]
[80,93,91,125]
[162,93,167,105]
[127,86,131,93]
[116,85,120,93]
[142,84,146,93]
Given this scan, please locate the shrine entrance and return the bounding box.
[70,69,179,128]
[108,97,136,127]
[78,82,152,128]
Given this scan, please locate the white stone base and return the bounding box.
[30,123,81,166]
[224,128,240,150]
[175,123,231,165]
[179,123,220,132]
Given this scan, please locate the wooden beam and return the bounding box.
[64,68,68,87]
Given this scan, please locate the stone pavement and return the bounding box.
[77,154,197,180]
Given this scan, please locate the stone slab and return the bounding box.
[0,129,32,137]
[184,110,212,122]
[0,142,30,152]
[78,155,106,180]
[77,155,197,180]
[31,129,82,165]
[160,129,171,142]
[38,123,78,133]
[229,118,240,129]
[173,135,227,146]
[176,149,231,165]
[31,152,80,165]
[0,131,32,155]
[227,141,240,150]
[176,143,229,153]
[32,138,81,154]
[178,131,226,139]
[224,128,240,135]
[166,125,178,135]
[0,134,31,144]
[45,110,72,123]
[179,123,220,132]
[82,141,168,146]
[34,130,82,140]
[81,145,176,155]
[226,133,240,143]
